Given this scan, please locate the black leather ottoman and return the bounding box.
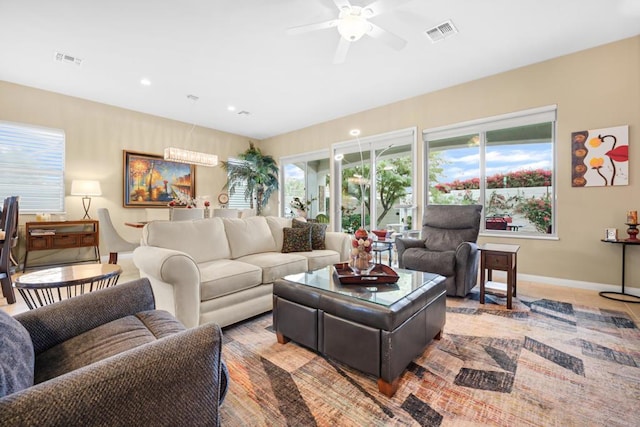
[273,267,446,397]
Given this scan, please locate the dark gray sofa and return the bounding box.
[0,277,228,426]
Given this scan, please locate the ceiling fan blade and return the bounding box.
[362,0,413,18]
[332,0,352,11]
[333,37,351,64]
[367,22,407,51]
[286,19,338,35]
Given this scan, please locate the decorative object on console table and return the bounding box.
[626,210,638,240]
[70,180,102,219]
[123,150,196,208]
[605,228,618,241]
[204,200,211,218]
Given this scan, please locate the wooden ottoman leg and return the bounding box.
[378,377,400,398]
[276,332,290,344]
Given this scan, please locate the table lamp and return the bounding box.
[70,180,102,219]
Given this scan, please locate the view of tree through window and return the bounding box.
[426,109,556,235]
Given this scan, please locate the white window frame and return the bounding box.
[0,121,65,213]
[279,149,330,218]
[332,127,418,232]
[423,105,557,239]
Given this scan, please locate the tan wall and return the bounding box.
[262,36,640,289]
[0,82,251,265]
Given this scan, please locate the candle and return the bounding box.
[627,210,638,225]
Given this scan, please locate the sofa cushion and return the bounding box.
[266,216,292,250]
[236,252,308,283]
[282,227,312,253]
[223,217,278,259]
[297,249,341,271]
[0,310,34,397]
[34,310,185,384]
[199,259,263,301]
[144,218,231,263]
[293,219,327,250]
[403,248,456,276]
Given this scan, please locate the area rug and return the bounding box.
[219,293,640,426]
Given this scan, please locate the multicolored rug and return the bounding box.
[219,292,640,426]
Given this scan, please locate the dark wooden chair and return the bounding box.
[0,197,19,303]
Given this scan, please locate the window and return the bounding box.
[280,150,330,220]
[333,128,417,233]
[0,121,65,213]
[425,106,556,236]
[225,158,252,209]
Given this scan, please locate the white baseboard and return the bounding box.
[488,270,640,298]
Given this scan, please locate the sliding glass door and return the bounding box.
[333,128,417,233]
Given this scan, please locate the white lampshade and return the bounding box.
[70,180,102,196]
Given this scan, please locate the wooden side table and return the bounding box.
[479,243,520,309]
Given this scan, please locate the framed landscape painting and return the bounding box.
[123,150,196,207]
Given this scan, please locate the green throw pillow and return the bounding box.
[292,219,327,250]
[282,227,312,253]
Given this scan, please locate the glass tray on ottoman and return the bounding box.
[333,262,400,284]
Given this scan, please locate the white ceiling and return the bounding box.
[1,0,639,140]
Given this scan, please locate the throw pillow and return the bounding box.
[0,310,34,397]
[282,227,312,253]
[292,219,327,250]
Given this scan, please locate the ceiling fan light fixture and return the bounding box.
[337,12,370,42]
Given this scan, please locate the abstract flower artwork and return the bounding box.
[571,125,629,187]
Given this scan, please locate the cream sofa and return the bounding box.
[133,216,351,328]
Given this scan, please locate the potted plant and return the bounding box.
[220,143,279,216]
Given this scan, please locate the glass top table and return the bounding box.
[282,265,443,307]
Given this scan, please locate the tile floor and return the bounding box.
[2,259,639,324]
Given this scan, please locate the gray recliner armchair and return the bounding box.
[396,204,482,297]
[0,277,228,426]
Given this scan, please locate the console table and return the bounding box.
[24,220,100,271]
[600,239,640,303]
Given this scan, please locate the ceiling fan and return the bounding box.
[286,0,412,64]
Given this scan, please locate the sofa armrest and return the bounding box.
[395,237,426,269]
[134,246,202,328]
[324,231,351,262]
[0,323,225,427]
[15,278,155,355]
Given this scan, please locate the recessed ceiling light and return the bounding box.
[227,105,236,112]
[350,129,361,136]
[140,78,151,86]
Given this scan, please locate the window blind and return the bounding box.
[0,121,65,213]
[226,158,252,209]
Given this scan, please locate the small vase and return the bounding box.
[204,207,210,218]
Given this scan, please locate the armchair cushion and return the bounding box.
[403,249,456,276]
[0,311,34,397]
[35,310,184,384]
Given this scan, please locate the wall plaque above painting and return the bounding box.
[571,125,629,187]
[123,150,196,207]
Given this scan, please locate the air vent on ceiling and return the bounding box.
[424,20,458,43]
[237,110,250,115]
[54,52,83,66]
